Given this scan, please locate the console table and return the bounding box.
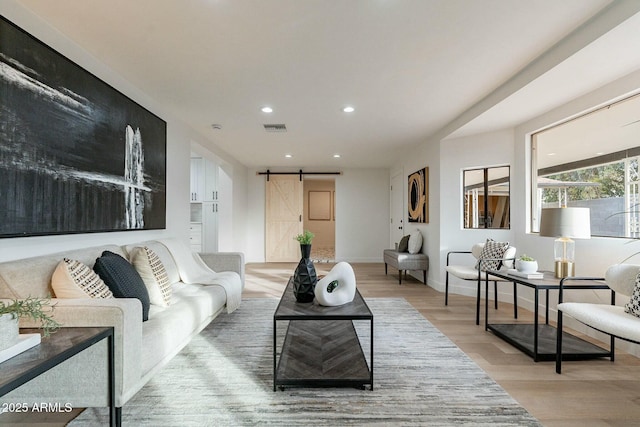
[0,327,116,426]
[273,278,374,391]
[484,270,612,362]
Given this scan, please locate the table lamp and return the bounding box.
[539,207,591,278]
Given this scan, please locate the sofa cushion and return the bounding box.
[94,251,150,321]
[397,235,410,252]
[130,246,172,307]
[560,302,640,343]
[140,282,227,375]
[51,258,114,299]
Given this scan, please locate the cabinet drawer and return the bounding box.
[189,223,202,244]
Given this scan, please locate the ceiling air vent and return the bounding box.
[263,124,287,133]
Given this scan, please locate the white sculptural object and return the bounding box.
[314,262,356,306]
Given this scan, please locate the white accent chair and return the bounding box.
[445,243,517,325]
[556,264,640,374]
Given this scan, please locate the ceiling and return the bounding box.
[13,0,640,169]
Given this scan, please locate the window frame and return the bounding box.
[463,165,511,230]
[530,93,640,238]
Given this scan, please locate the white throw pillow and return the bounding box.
[130,246,172,307]
[408,231,423,254]
[51,258,113,299]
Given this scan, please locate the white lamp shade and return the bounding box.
[539,207,591,239]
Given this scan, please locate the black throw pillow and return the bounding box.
[397,235,410,252]
[94,250,151,321]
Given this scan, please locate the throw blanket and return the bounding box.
[159,238,242,313]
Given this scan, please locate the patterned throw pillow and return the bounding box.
[94,251,151,321]
[130,246,172,307]
[476,239,509,271]
[624,270,640,317]
[397,235,410,252]
[51,258,114,299]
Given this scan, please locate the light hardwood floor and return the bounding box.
[6,261,640,426]
[246,262,640,427]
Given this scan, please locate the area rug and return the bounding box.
[70,298,540,426]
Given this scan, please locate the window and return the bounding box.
[531,93,640,238]
[463,166,510,229]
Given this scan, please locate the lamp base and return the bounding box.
[555,261,574,278]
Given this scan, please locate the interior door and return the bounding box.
[265,175,303,262]
[390,170,404,247]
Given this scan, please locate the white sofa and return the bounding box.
[0,239,244,424]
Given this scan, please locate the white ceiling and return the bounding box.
[14,0,640,169]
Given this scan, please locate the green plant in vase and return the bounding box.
[294,230,315,245]
[0,297,61,352]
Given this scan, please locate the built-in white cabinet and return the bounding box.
[190,158,201,202]
[190,156,219,252]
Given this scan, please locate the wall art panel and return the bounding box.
[0,16,166,237]
[408,167,428,223]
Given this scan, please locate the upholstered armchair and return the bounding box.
[556,264,640,373]
[445,241,517,325]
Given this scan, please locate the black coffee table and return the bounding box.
[273,277,374,391]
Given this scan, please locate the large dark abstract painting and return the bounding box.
[0,16,166,237]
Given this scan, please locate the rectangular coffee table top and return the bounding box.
[274,277,373,321]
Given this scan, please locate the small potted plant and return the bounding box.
[294,230,315,246]
[515,254,538,273]
[294,230,315,257]
[0,297,61,351]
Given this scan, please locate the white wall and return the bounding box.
[436,129,515,297]
[335,169,389,262]
[246,168,389,263]
[391,140,440,284]
[0,2,249,262]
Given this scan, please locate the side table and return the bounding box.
[484,270,612,363]
[0,327,116,427]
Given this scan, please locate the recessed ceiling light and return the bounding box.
[596,152,604,155]
[333,154,341,158]
[342,106,355,113]
[261,106,273,113]
[285,154,292,158]
[548,152,556,156]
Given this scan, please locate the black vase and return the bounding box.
[293,244,317,303]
